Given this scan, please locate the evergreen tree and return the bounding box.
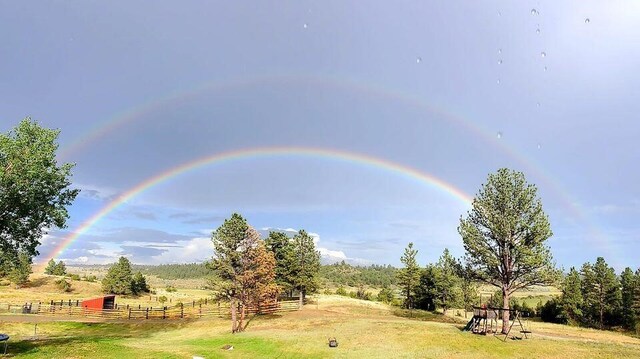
[53,261,67,276]
[44,259,57,275]
[102,257,134,295]
[459,168,559,333]
[581,258,621,329]
[634,269,640,333]
[458,262,479,318]
[561,267,583,324]
[265,231,295,295]
[620,267,636,330]
[397,242,420,309]
[132,272,150,294]
[291,230,321,308]
[433,249,462,314]
[209,213,248,333]
[415,265,436,311]
[377,285,395,303]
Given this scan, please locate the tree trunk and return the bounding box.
[230,297,238,333]
[501,288,510,334]
[298,290,303,309]
[238,302,246,332]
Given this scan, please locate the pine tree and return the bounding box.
[458,262,479,318]
[265,231,295,295]
[44,259,57,275]
[291,230,320,308]
[582,258,621,329]
[433,248,462,314]
[397,242,420,309]
[53,261,67,276]
[102,257,134,295]
[132,272,150,294]
[209,213,248,333]
[620,267,636,330]
[561,267,583,324]
[459,168,559,333]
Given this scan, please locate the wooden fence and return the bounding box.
[0,299,301,320]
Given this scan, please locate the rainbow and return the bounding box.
[53,73,619,264]
[47,146,472,262]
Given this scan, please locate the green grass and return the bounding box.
[1,295,639,358]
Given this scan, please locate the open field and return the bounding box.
[1,295,639,358]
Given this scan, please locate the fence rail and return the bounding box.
[0,299,301,320]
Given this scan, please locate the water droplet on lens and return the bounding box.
[540,52,546,58]
[497,131,503,139]
[498,11,502,17]
[531,9,538,16]
[498,59,503,65]
[303,23,308,29]
[498,48,502,54]
[585,18,590,24]
[416,57,422,64]
[497,79,501,84]
[536,102,540,107]
[536,28,540,34]
[537,143,542,149]
[544,66,548,71]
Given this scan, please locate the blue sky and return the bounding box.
[1,1,639,269]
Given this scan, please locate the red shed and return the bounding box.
[81,295,116,310]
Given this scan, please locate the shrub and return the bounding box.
[335,286,347,296]
[55,278,72,292]
[158,296,168,304]
[68,274,81,281]
[165,285,177,293]
[540,298,566,324]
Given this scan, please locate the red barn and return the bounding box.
[81,295,116,310]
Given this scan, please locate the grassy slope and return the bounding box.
[1,295,639,358]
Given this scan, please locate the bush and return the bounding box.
[55,278,72,292]
[165,285,177,293]
[323,288,333,295]
[68,274,81,281]
[85,275,97,282]
[335,286,347,296]
[158,295,168,304]
[540,298,566,324]
[377,286,395,303]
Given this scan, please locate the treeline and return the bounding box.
[134,263,210,279]
[541,257,640,332]
[319,261,397,287]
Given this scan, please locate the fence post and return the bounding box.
[180,303,184,319]
[128,308,131,320]
[138,304,141,309]
[199,303,202,318]
[76,300,79,307]
[205,298,208,305]
[145,307,149,320]
[163,307,166,320]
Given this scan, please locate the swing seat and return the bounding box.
[520,330,531,334]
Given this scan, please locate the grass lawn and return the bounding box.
[1,295,639,358]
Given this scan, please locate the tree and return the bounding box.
[53,261,67,276]
[459,168,559,333]
[561,267,583,324]
[0,119,79,269]
[581,258,621,329]
[620,267,636,330]
[209,213,248,333]
[397,242,420,309]
[132,272,150,294]
[415,265,436,311]
[458,262,479,318]
[8,252,32,287]
[265,231,295,295]
[44,259,57,275]
[291,230,320,308]
[377,285,395,303]
[102,257,134,295]
[433,249,462,314]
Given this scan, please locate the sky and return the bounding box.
[1,1,639,270]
